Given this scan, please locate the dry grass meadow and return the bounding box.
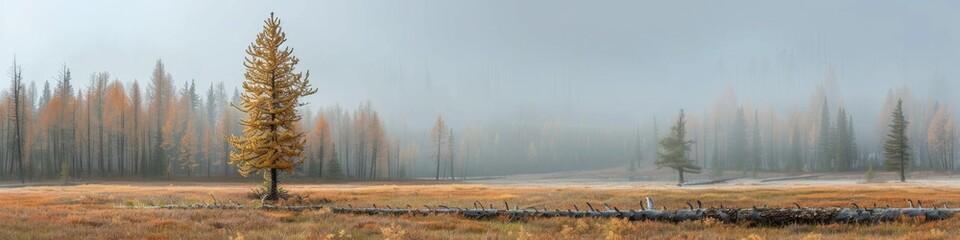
[1,178,959,239]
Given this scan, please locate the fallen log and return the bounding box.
[117,204,325,212]
[759,174,823,182]
[331,200,958,225]
[682,177,740,186]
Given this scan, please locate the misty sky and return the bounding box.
[2,0,958,128]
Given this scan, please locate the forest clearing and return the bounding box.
[1,171,958,240]
[3,1,960,239]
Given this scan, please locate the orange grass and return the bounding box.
[0,181,958,239]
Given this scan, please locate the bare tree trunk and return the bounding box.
[268,168,279,200]
[678,168,684,186]
[436,143,441,180]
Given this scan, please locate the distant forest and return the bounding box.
[0,59,956,182]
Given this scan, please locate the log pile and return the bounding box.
[331,199,958,225]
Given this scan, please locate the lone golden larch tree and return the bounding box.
[229,12,317,200]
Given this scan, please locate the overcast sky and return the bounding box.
[2,0,958,128]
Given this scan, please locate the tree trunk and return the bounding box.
[268,168,279,200]
[436,144,441,180]
[678,168,684,186]
[900,159,906,182]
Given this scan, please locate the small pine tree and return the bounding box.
[883,99,911,182]
[325,142,343,180]
[656,109,702,185]
[727,107,748,176]
[865,163,875,183]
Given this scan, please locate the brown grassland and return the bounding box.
[0,180,958,239]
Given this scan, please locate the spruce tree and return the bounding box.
[326,142,343,180]
[727,107,748,176]
[656,109,702,185]
[816,99,832,172]
[711,135,722,177]
[835,107,850,171]
[787,125,803,175]
[229,13,318,200]
[884,99,911,182]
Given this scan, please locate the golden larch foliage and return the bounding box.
[228,13,317,176]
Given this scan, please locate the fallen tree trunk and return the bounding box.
[759,174,822,182]
[331,201,958,225]
[118,204,325,211]
[682,177,739,186]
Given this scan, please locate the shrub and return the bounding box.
[865,163,876,182]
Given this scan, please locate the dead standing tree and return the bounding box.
[8,58,26,183]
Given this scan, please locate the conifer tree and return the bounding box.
[787,124,802,175]
[148,59,173,178]
[656,109,701,185]
[727,107,748,176]
[884,99,911,182]
[835,107,851,171]
[229,13,317,200]
[848,117,859,169]
[326,142,343,180]
[179,120,198,177]
[816,99,832,172]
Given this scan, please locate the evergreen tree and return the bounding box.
[787,124,802,175]
[40,81,51,107]
[727,107,748,176]
[835,107,852,171]
[884,99,911,182]
[148,59,173,178]
[816,99,832,172]
[656,109,702,185]
[229,13,318,200]
[848,116,859,169]
[326,142,343,180]
[711,135,722,177]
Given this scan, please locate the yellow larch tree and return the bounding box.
[179,120,198,177]
[229,12,317,200]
